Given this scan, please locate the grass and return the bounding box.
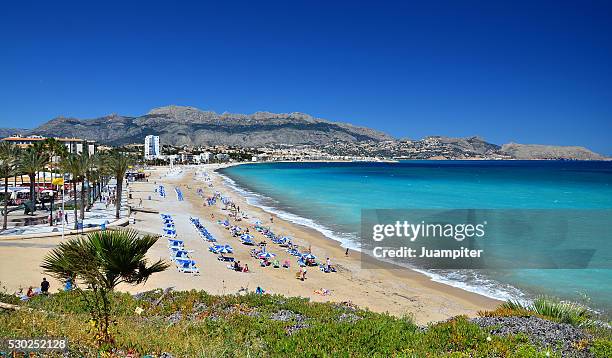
[0,290,608,357]
[489,296,596,327]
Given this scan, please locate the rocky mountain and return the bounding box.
[500,143,606,160]
[1,105,607,160]
[28,105,393,147]
[0,128,28,138]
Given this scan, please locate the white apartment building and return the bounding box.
[144,135,160,159]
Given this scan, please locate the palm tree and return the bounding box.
[42,138,68,226]
[60,153,85,229]
[105,150,132,219]
[76,153,94,221]
[41,229,168,345]
[85,154,103,208]
[0,142,20,230]
[18,145,49,214]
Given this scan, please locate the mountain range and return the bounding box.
[0,105,607,160]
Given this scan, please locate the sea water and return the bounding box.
[219,161,612,314]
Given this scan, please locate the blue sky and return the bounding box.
[1,1,611,154]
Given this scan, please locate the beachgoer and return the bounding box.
[65,278,73,291]
[233,261,240,271]
[26,287,34,298]
[270,216,273,223]
[40,278,49,295]
[345,248,349,257]
[326,258,331,272]
[301,268,307,281]
[243,264,249,273]
[64,213,68,224]
[139,198,143,207]
[255,286,265,295]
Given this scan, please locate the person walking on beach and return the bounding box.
[345,248,349,257]
[40,278,50,295]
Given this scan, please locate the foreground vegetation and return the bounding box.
[1,289,610,357]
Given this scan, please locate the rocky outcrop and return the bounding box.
[501,143,606,160]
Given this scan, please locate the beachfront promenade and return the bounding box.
[0,187,129,239]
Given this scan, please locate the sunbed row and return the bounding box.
[161,213,199,274]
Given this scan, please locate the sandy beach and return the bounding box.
[0,164,500,324]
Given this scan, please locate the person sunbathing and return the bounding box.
[314,288,330,296]
[26,286,35,298]
[242,264,249,273]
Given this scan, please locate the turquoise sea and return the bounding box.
[219,161,612,315]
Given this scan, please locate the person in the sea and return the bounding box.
[40,278,50,295]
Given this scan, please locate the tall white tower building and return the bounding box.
[144,135,160,159]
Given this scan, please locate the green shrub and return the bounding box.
[498,296,592,327]
[590,339,612,358]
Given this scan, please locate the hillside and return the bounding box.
[501,143,606,160]
[0,290,609,357]
[28,105,393,147]
[0,106,608,160]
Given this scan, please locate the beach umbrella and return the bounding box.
[172,250,189,258]
[224,245,234,252]
[209,244,223,252]
[218,246,232,254]
[241,234,254,240]
[302,253,316,260]
[259,252,275,259]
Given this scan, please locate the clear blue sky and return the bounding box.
[1,1,611,154]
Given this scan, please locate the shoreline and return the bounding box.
[203,164,502,316]
[141,164,499,323]
[215,162,525,304]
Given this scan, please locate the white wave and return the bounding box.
[218,172,361,251]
